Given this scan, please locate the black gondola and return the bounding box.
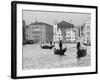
[40,45,54,49]
[77,48,87,59]
[76,42,87,59]
[54,48,67,56]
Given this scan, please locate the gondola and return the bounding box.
[76,42,87,59]
[40,45,54,49]
[77,48,87,59]
[54,48,67,56]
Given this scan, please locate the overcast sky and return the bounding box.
[23,10,91,26]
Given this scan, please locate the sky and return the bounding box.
[23,10,91,26]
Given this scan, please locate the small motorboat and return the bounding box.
[40,45,54,49]
[54,48,67,56]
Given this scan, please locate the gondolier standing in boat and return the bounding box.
[50,41,52,46]
[59,40,62,50]
[77,42,81,50]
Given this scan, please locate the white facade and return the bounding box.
[66,29,75,42]
[53,24,62,42]
[83,21,91,44]
[53,24,76,42]
[56,28,63,41]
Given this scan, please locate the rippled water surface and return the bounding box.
[22,43,91,69]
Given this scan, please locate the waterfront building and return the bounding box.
[26,22,53,43]
[57,20,76,42]
[83,21,91,44]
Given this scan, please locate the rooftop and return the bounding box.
[57,20,74,29]
[29,22,53,27]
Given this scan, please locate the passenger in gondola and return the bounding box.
[59,40,62,50]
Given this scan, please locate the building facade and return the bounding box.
[53,24,63,42]
[53,20,76,42]
[66,29,76,42]
[83,21,91,44]
[26,22,53,43]
[77,21,91,44]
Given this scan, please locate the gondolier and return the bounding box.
[59,40,62,50]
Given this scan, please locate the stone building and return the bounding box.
[53,20,76,42]
[26,22,53,43]
[53,22,62,42]
[83,21,91,44]
[77,21,91,45]
[65,29,76,42]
